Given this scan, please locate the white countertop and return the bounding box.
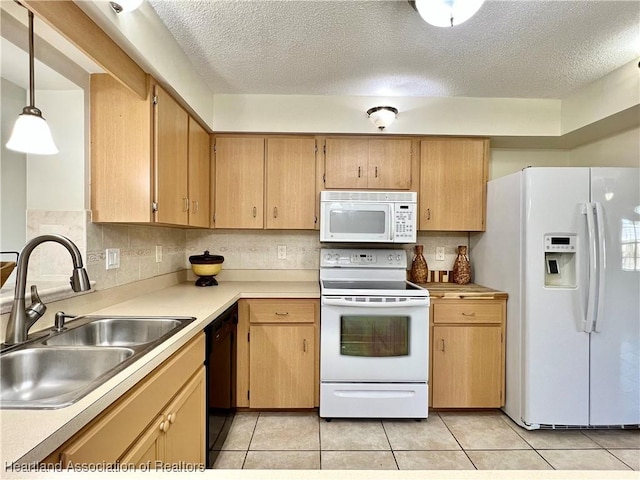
[0,280,319,466]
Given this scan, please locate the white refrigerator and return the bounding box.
[471,167,639,429]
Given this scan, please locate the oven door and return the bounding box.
[320,296,429,382]
[320,202,392,243]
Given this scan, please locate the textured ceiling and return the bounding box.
[148,0,639,99]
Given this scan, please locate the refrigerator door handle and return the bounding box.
[584,202,598,333]
[592,202,606,332]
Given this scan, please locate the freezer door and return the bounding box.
[522,167,591,427]
[589,168,640,426]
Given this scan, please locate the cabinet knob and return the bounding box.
[252,206,257,218]
[440,339,445,352]
[183,198,189,212]
[167,412,176,424]
[273,206,278,218]
[374,166,378,178]
[303,339,308,352]
[358,166,361,178]
[427,208,431,220]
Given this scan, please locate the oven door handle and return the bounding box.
[322,297,429,308]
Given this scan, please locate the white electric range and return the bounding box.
[319,248,430,419]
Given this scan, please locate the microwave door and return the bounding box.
[322,202,392,242]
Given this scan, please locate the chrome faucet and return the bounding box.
[4,234,91,346]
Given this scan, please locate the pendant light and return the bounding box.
[410,0,485,27]
[5,9,58,155]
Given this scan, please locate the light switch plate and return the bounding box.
[277,245,287,259]
[436,246,445,261]
[106,248,120,270]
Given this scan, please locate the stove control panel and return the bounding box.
[321,249,407,268]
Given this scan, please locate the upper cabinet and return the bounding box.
[419,138,489,231]
[155,85,189,226]
[213,136,265,229]
[266,138,317,230]
[187,118,211,228]
[324,138,413,190]
[91,74,210,227]
[213,135,318,230]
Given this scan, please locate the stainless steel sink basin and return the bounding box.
[0,347,134,408]
[0,315,195,409]
[43,318,184,347]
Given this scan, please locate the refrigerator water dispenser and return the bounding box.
[544,234,577,288]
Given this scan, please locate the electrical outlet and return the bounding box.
[277,245,287,259]
[436,246,445,261]
[105,248,120,270]
[155,245,163,263]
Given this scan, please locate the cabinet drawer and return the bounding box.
[433,301,502,324]
[249,300,315,324]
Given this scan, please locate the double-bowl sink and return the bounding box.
[0,316,195,409]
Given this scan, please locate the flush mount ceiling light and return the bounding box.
[110,0,143,14]
[367,106,398,131]
[5,8,58,155]
[410,0,485,27]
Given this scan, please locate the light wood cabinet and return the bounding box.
[155,84,189,225]
[213,136,318,230]
[419,138,489,231]
[266,137,317,229]
[324,137,412,190]
[91,74,210,227]
[122,367,205,466]
[430,299,505,408]
[42,334,206,467]
[213,136,265,229]
[187,118,211,228]
[236,299,319,409]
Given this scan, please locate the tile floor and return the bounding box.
[210,410,639,471]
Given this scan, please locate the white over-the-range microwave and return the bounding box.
[320,191,417,243]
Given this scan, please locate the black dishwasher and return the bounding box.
[204,302,237,467]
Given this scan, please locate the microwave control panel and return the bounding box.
[394,203,417,242]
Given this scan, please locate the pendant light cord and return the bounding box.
[27,10,35,108]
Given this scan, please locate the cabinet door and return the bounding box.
[249,324,315,408]
[155,85,189,225]
[119,416,164,466]
[164,367,206,465]
[90,74,153,223]
[266,138,317,229]
[368,139,412,190]
[214,136,264,228]
[188,118,211,228]
[324,138,368,189]
[419,139,488,231]
[432,325,502,408]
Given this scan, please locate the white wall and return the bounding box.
[26,90,84,211]
[567,126,640,167]
[562,59,640,134]
[212,95,561,136]
[0,78,27,253]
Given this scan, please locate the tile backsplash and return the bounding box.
[22,211,468,293]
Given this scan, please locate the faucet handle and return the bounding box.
[26,285,47,320]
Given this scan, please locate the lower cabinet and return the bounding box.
[237,299,319,409]
[42,334,206,467]
[430,299,505,408]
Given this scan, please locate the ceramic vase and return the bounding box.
[410,245,428,284]
[452,245,471,284]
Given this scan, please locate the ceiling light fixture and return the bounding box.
[367,106,398,131]
[5,8,58,155]
[410,0,485,27]
[110,0,143,14]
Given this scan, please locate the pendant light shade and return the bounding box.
[411,0,485,27]
[5,9,58,155]
[6,107,58,155]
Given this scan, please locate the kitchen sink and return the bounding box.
[43,318,185,347]
[0,315,195,409]
[0,347,134,408]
